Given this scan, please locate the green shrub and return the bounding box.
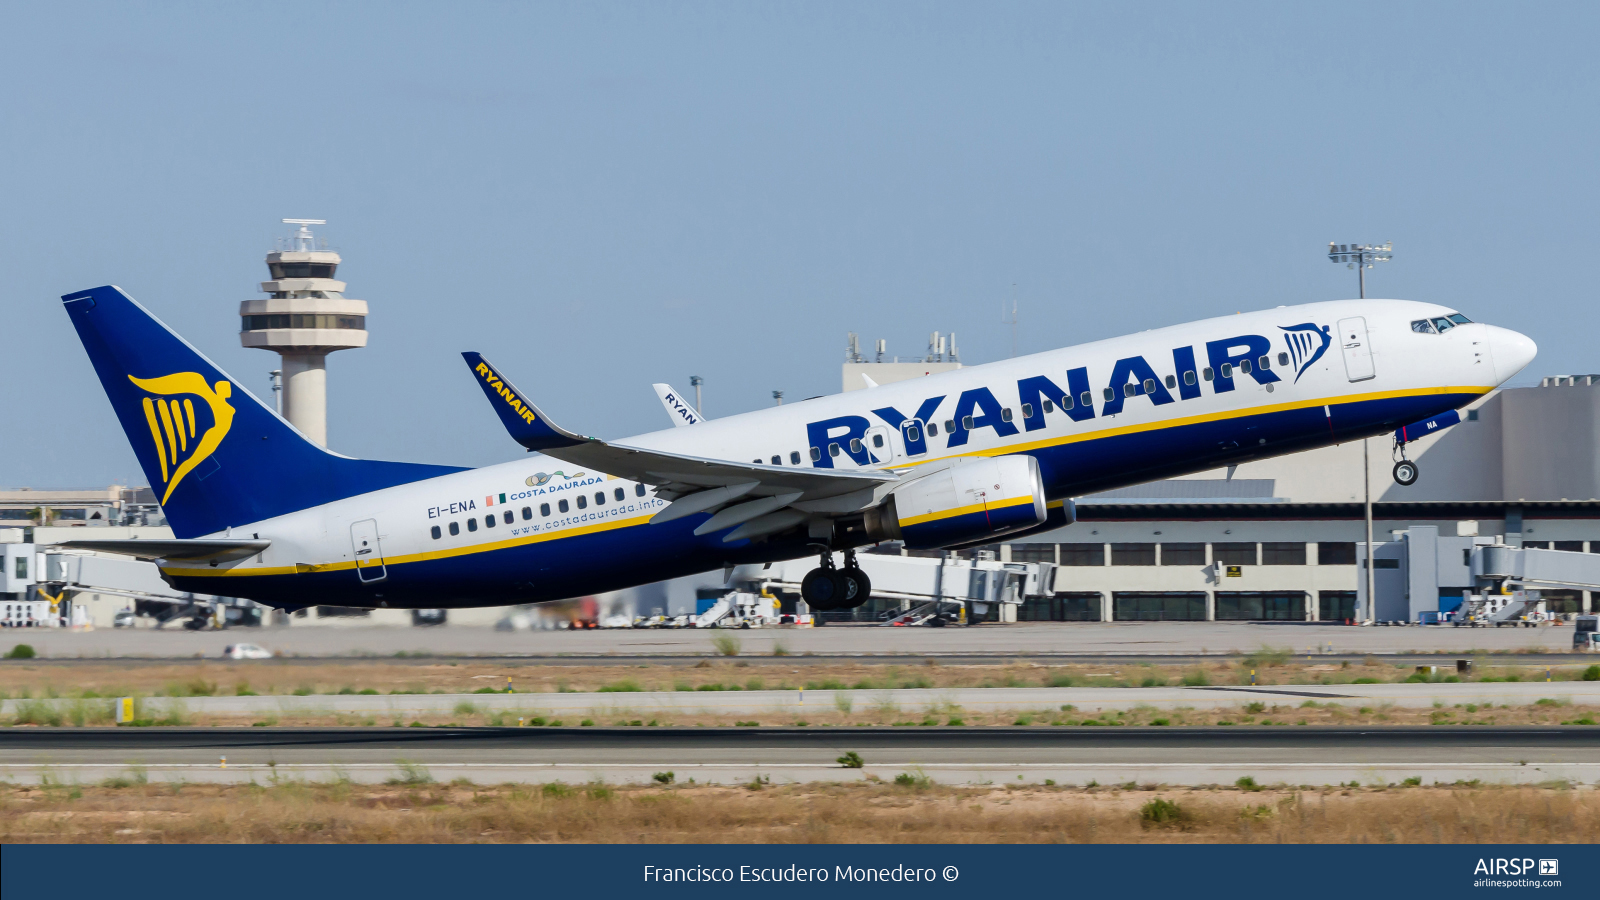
[1181,670,1210,687]
[1139,797,1189,827]
[542,782,573,797]
[1244,702,1266,714]
[1235,776,1261,791]
[6,644,37,660]
[710,634,741,657]
[1044,674,1076,687]
[1150,718,1171,726]
[652,771,675,784]
[837,751,864,769]
[599,679,642,693]
[1402,776,1423,786]
[359,688,379,695]
[1582,665,1600,682]
[1352,677,1379,684]
[893,769,932,789]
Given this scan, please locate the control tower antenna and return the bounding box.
[239,219,368,446]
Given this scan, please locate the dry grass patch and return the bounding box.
[1,782,1596,844]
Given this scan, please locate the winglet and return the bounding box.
[461,352,586,451]
[652,383,703,427]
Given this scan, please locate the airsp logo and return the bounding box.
[526,471,586,487]
[128,373,235,503]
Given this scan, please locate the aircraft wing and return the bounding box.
[652,383,703,427]
[462,352,896,541]
[47,538,270,563]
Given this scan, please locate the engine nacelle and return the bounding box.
[864,455,1047,549]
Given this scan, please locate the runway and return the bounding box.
[5,726,1596,787]
[4,620,1584,659]
[7,679,1595,719]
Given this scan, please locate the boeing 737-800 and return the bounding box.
[58,285,1535,612]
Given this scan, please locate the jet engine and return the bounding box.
[864,455,1047,550]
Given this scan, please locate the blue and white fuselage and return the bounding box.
[60,287,1534,611]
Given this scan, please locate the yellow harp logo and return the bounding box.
[128,373,236,504]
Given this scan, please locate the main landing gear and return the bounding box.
[800,549,872,614]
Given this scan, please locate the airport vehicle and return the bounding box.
[221,642,272,660]
[56,285,1534,614]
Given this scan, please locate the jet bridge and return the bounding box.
[754,551,1055,625]
[1360,526,1600,628]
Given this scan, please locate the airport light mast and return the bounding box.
[1327,241,1392,299]
[239,219,368,446]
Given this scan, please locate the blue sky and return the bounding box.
[3,2,1596,487]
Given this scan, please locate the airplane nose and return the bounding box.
[1485,325,1537,383]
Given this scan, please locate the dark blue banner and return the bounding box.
[4,844,1596,898]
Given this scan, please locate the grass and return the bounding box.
[4,781,1597,843]
[386,761,433,785]
[709,634,741,657]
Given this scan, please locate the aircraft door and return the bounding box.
[863,425,897,465]
[350,518,387,583]
[1336,316,1376,382]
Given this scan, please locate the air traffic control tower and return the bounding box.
[239,219,368,446]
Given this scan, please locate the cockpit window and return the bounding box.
[1431,317,1455,333]
[1411,319,1436,334]
[1447,313,1472,325]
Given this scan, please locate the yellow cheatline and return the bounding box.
[141,397,169,483]
[898,494,1034,528]
[161,511,659,578]
[893,384,1489,472]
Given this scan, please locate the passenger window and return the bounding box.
[1000,408,1013,422]
[1164,375,1176,389]
[790,451,801,465]
[849,438,862,454]
[961,415,974,430]
[1079,391,1092,407]
[1143,378,1156,393]
[906,426,921,442]
[810,447,821,461]
[431,525,441,540]
[576,495,587,509]
[467,518,478,532]
[1021,403,1034,418]
[1258,356,1270,369]
[872,434,884,448]
[1411,319,1436,334]
[927,422,938,435]
[485,514,496,528]
[1202,367,1213,381]
[504,511,513,525]
[1102,388,1115,402]
[449,522,460,536]
[558,499,569,513]
[1239,359,1252,374]
[753,459,761,464]
[594,492,604,505]
[635,484,646,496]
[541,503,551,516]
[1184,371,1196,385]
[944,419,955,433]
[1220,363,1232,377]
[521,506,532,520]
[829,443,841,457]
[1278,352,1289,366]
[1123,383,1135,398]
[771,456,780,465]
[615,488,625,501]
[1042,399,1054,413]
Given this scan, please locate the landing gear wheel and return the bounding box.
[1392,460,1419,486]
[838,567,872,610]
[801,567,847,611]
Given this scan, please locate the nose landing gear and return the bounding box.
[800,548,871,612]
[1393,459,1419,486]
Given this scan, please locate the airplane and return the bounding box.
[57,285,1536,614]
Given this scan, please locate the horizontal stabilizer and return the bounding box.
[462,352,586,451]
[49,538,270,563]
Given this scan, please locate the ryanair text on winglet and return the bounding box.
[476,362,537,424]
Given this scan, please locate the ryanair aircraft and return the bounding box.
[59,285,1535,613]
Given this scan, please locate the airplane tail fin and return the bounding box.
[62,286,463,538]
